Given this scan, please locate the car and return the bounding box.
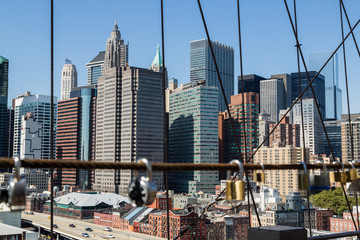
[23,212,28,215]
[53,224,58,228]
[28,212,34,215]
[85,227,93,232]
[104,227,112,231]
[82,233,90,238]
[69,224,75,228]
[107,234,115,239]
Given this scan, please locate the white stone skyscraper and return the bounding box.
[104,22,128,70]
[60,59,77,100]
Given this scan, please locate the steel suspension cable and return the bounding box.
[340,0,360,58]
[160,0,170,239]
[195,0,261,225]
[50,0,54,239]
[283,0,359,232]
[237,0,252,227]
[339,0,359,231]
[293,0,312,235]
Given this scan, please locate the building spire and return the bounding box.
[150,43,163,70]
[110,21,120,39]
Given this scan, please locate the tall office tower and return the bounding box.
[341,115,360,162]
[7,108,14,158]
[0,55,9,158]
[219,92,259,167]
[269,116,300,147]
[104,22,128,70]
[291,71,326,119]
[293,98,324,155]
[13,92,57,159]
[169,81,218,193]
[253,144,309,197]
[258,112,274,147]
[20,113,41,159]
[271,74,292,108]
[309,52,342,120]
[56,85,97,190]
[260,79,285,123]
[95,66,164,194]
[237,74,266,94]
[323,119,342,159]
[86,51,105,85]
[190,39,234,112]
[60,59,78,100]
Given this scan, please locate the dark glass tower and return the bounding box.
[0,56,9,158]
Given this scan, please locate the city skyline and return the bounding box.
[1,1,360,114]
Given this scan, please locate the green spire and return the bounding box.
[151,43,163,68]
[0,55,8,64]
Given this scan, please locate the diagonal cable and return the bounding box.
[340,0,360,58]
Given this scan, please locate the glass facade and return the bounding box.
[0,56,9,158]
[308,52,342,120]
[190,39,234,112]
[290,71,326,119]
[323,119,342,159]
[86,51,105,85]
[169,83,218,194]
[70,85,97,189]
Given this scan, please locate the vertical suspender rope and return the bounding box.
[160,0,170,239]
[50,0,54,239]
[293,0,312,235]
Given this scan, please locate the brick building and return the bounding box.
[25,193,49,213]
[149,210,206,239]
[269,116,300,147]
[316,209,334,231]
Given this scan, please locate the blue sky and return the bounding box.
[1,0,360,113]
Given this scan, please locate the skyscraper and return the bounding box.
[237,74,265,94]
[20,112,41,159]
[271,74,292,108]
[260,79,285,123]
[104,22,128,70]
[291,71,325,119]
[341,114,360,162]
[169,81,218,193]
[190,39,234,112]
[219,92,259,169]
[13,92,57,159]
[293,98,324,155]
[56,85,97,190]
[0,56,9,158]
[60,59,78,100]
[269,116,300,147]
[86,51,105,85]
[323,119,342,159]
[309,52,342,120]
[94,25,164,195]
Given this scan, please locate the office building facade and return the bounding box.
[219,92,259,168]
[291,71,326,119]
[20,113,41,159]
[13,92,57,159]
[260,79,285,123]
[237,74,265,94]
[104,22,128,70]
[169,82,218,193]
[56,85,96,190]
[269,116,300,147]
[341,117,360,162]
[190,39,234,112]
[293,98,324,155]
[0,56,9,158]
[60,59,78,100]
[323,119,342,159]
[86,51,105,85]
[309,52,342,120]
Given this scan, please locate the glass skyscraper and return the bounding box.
[169,81,218,194]
[190,39,234,112]
[308,52,342,120]
[86,51,105,85]
[0,56,9,158]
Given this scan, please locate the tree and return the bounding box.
[310,187,356,216]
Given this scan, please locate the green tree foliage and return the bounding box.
[310,188,356,216]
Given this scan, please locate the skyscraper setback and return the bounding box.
[60,59,78,100]
[190,39,234,112]
[86,51,105,85]
[94,24,164,195]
